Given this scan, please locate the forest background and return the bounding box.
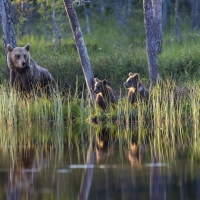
[0,0,199,93]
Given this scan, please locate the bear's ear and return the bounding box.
[134,73,140,81]
[94,78,99,83]
[24,43,30,51]
[128,72,133,77]
[103,79,107,85]
[7,44,14,52]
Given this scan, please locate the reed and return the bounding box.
[0,79,200,161]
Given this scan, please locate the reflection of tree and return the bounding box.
[150,156,166,200]
[78,127,116,200]
[7,148,46,200]
[78,135,95,200]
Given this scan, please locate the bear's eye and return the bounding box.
[24,55,27,59]
[15,55,20,60]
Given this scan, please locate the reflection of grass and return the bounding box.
[1,80,200,161]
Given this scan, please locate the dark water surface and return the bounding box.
[0,139,199,200]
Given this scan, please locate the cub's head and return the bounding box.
[7,43,30,69]
[94,78,107,94]
[123,73,140,92]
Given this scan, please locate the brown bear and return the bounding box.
[123,72,149,104]
[93,78,116,110]
[7,43,56,94]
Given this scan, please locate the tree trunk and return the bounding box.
[174,0,180,38]
[84,6,91,35]
[63,0,94,104]
[191,0,200,31]
[162,0,170,30]
[125,0,133,36]
[152,0,162,54]
[0,0,17,56]
[143,0,160,86]
[116,0,123,29]
[52,0,61,50]
[100,0,104,18]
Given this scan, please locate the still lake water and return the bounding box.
[0,125,200,200]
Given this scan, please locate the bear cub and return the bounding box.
[123,72,149,104]
[94,78,116,110]
[7,43,56,94]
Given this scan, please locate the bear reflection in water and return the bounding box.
[95,127,116,164]
[7,148,46,199]
[126,137,141,167]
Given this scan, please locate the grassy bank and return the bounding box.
[1,19,200,93]
[0,16,200,159]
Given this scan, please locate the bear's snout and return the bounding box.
[22,62,26,67]
[124,82,128,88]
[94,89,98,94]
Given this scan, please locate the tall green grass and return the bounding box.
[1,78,200,160]
[2,28,200,160]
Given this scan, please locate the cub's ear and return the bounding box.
[7,44,14,52]
[128,72,133,77]
[134,73,140,81]
[103,79,107,85]
[24,43,30,51]
[94,78,99,83]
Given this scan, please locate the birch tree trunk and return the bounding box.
[52,0,61,50]
[152,0,162,54]
[116,0,123,28]
[63,0,94,103]
[84,6,91,35]
[125,0,133,36]
[143,0,160,86]
[162,0,170,30]
[174,0,180,38]
[0,0,17,56]
[191,0,200,31]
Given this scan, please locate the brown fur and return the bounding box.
[94,78,116,110]
[7,43,56,93]
[123,73,149,104]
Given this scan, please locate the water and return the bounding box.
[0,138,200,200]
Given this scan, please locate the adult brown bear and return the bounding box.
[7,43,56,94]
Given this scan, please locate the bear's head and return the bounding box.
[123,73,140,92]
[94,78,108,94]
[7,43,30,69]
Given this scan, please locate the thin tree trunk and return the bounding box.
[63,0,94,104]
[174,0,180,37]
[191,0,200,31]
[116,0,123,28]
[100,0,104,18]
[52,0,61,50]
[143,0,160,86]
[152,0,162,54]
[0,0,17,56]
[84,6,91,35]
[162,0,170,30]
[125,0,133,36]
